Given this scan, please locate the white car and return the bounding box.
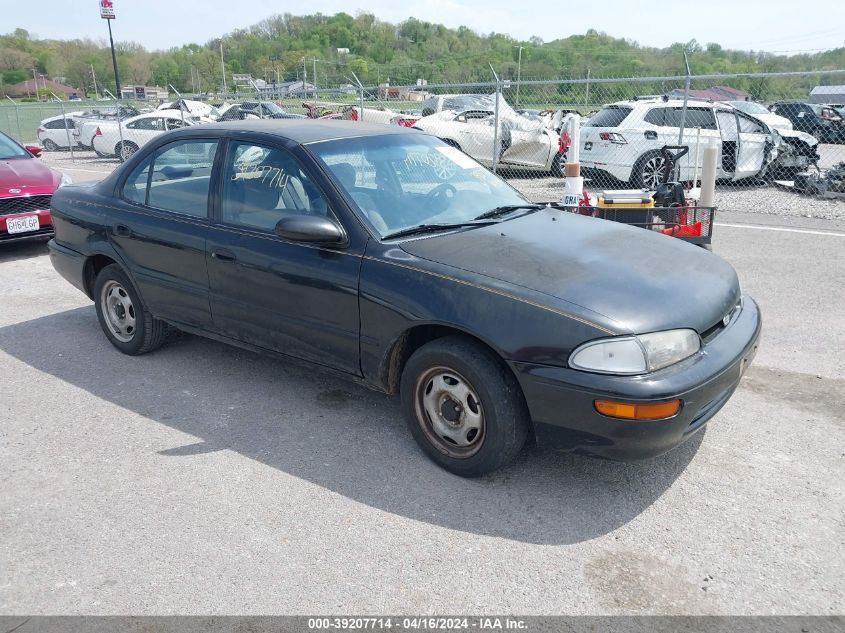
[91,110,198,161]
[412,103,567,175]
[727,100,792,132]
[342,105,400,125]
[580,98,774,188]
[37,113,84,150]
[724,101,819,177]
[157,99,219,121]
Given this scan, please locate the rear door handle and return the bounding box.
[113,224,132,237]
[211,249,237,263]
[644,130,658,140]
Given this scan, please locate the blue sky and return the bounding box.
[3,0,844,53]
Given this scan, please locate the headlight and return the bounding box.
[58,173,73,188]
[569,329,701,375]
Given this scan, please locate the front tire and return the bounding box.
[551,150,566,177]
[116,141,138,162]
[400,336,530,477]
[94,264,168,355]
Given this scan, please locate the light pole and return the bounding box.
[515,46,524,106]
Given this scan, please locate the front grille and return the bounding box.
[0,195,52,215]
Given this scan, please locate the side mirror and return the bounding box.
[275,214,345,245]
[24,145,42,157]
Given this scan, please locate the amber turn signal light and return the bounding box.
[594,399,681,420]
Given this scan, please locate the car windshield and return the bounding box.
[263,102,286,115]
[309,133,530,238]
[0,132,29,159]
[730,101,770,115]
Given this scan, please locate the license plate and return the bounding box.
[6,215,40,234]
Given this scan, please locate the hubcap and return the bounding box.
[641,156,666,188]
[120,144,136,160]
[415,366,485,458]
[100,280,136,343]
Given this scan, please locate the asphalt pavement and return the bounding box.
[0,169,842,614]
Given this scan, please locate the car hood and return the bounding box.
[399,210,741,335]
[777,128,819,146]
[0,157,59,196]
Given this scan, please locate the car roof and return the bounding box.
[610,98,723,109]
[190,119,421,144]
[125,109,189,121]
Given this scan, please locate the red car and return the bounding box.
[0,130,71,243]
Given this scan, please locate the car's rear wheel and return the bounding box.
[632,151,667,189]
[400,336,529,477]
[94,264,168,355]
[42,139,59,151]
[116,142,138,162]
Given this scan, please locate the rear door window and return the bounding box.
[585,106,633,128]
[121,139,218,217]
[643,108,665,126]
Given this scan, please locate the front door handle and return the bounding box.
[113,224,132,237]
[211,249,237,263]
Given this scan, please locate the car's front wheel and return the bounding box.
[400,336,529,477]
[94,264,169,355]
[116,142,139,162]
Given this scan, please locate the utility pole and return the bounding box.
[106,20,120,98]
[32,69,39,101]
[91,64,99,99]
[515,46,524,106]
[220,42,227,94]
[584,66,591,106]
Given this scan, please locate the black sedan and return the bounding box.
[48,121,761,476]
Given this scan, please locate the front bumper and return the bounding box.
[510,296,762,460]
[0,209,53,243]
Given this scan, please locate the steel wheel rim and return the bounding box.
[120,144,136,161]
[641,156,666,188]
[100,280,136,343]
[414,366,485,459]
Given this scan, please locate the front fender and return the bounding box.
[358,245,615,390]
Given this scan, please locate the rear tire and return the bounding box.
[43,139,59,151]
[400,336,529,477]
[632,151,667,189]
[94,264,168,355]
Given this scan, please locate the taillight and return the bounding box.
[37,127,45,136]
[350,109,358,121]
[396,118,416,127]
[599,132,627,144]
[94,126,102,136]
[558,130,571,154]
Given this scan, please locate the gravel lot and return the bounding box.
[0,154,843,615]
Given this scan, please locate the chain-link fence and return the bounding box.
[3,69,844,211]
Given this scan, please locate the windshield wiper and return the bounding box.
[382,221,496,240]
[473,204,545,221]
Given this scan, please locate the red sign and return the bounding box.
[100,0,115,19]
